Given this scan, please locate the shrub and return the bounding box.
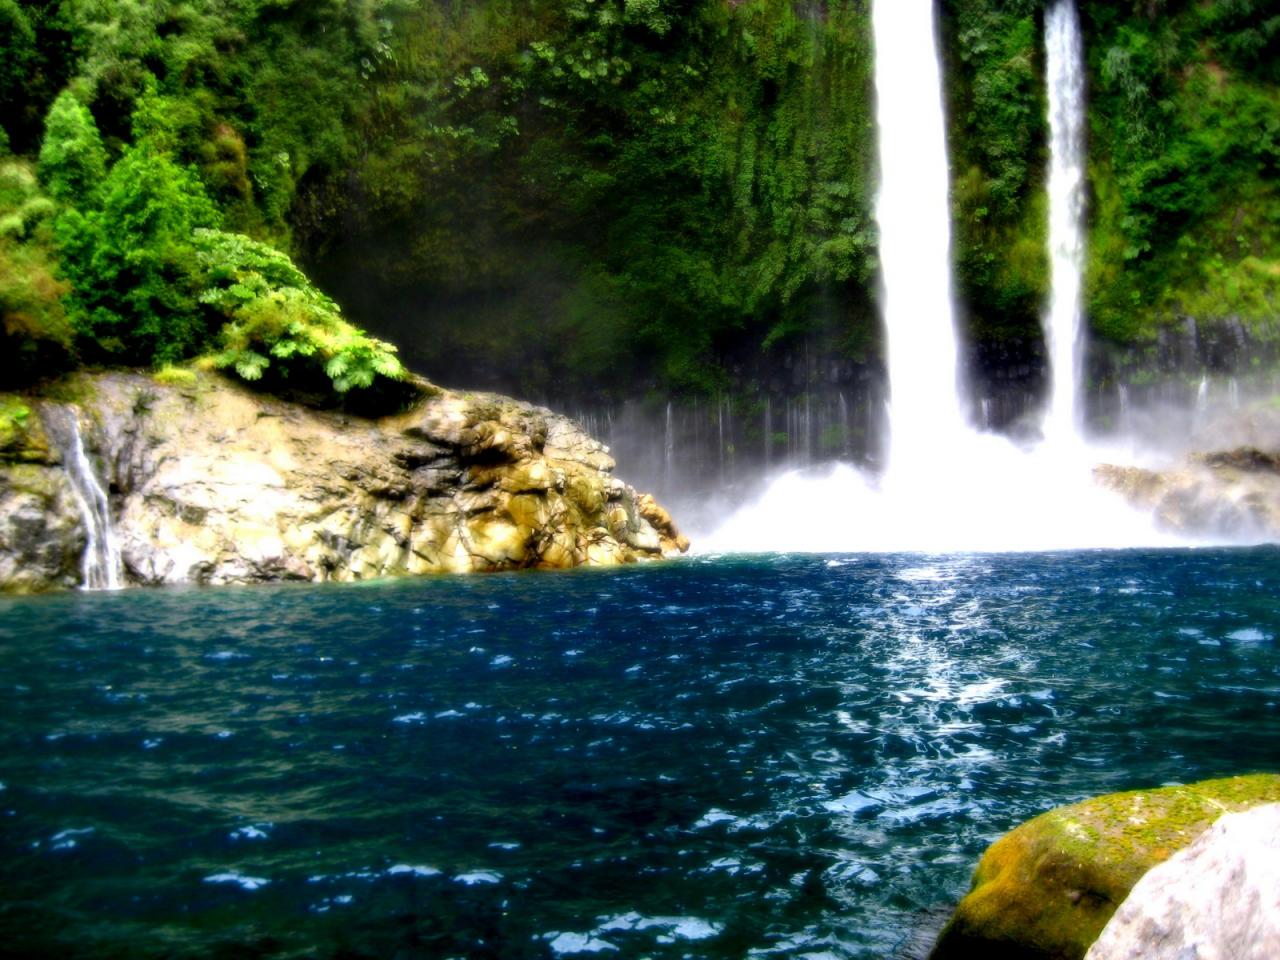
[0,159,72,386]
[54,143,222,365]
[193,229,405,394]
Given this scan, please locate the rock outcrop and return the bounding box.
[0,371,688,592]
[1085,802,1280,960]
[930,774,1280,960]
[1095,448,1280,542]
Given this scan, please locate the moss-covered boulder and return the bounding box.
[930,774,1280,960]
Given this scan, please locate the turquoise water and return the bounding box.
[1,550,1278,958]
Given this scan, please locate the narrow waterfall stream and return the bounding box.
[43,407,124,590]
[703,0,1168,553]
[1043,0,1087,439]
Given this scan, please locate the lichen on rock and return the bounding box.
[930,774,1280,960]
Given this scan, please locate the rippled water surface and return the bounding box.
[2,550,1279,958]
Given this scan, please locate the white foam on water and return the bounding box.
[547,932,618,955]
[204,872,270,891]
[386,863,441,877]
[454,871,501,885]
[703,435,1177,552]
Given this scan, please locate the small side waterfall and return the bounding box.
[1042,0,1087,438]
[44,407,124,591]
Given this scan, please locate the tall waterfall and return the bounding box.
[44,407,124,590]
[873,1,965,470]
[1043,0,1087,438]
[701,0,1169,553]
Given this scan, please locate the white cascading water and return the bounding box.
[703,0,1169,553]
[872,0,966,470]
[45,406,124,590]
[1042,0,1087,440]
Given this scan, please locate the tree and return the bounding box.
[55,144,221,364]
[37,92,108,206]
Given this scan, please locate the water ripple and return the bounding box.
[0,549,1277,958]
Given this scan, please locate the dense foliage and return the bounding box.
[0,156,71,386]
[0,8,408,400]
[1082,0,1280,345]
[0,0,1274,403]
[309,0,879,399]
[941,0,1049,346]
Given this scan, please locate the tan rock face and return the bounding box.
[1095,448,1280,542]
[0,372,689,590]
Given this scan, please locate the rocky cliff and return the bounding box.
[1095,449,1280,543]
[0,371,688,593]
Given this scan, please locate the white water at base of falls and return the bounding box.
[701,0,1177,554]
[1042,0,1087,440]
[701,435,1177,553]
[45,407,124,590]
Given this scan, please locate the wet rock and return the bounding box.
[930,774,1280,960]
[1085,803,1280,960]
[1095,446,1280,541]
[0,371,688,591]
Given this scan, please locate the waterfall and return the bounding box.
[1043,0,1087,438]
[663,401,674,487]
[44,407,124,591]
[763,399,772,467]
[872,0,966,470]
[700,0,1172,553]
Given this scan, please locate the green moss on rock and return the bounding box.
[0,393,52,463]
[931,774,1280,960]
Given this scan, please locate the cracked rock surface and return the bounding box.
[0,371,688,591]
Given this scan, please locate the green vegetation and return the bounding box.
[0,157,71,386]
[1,6,408,403]
[194,229,404,394]
[1083,0,1280,344]
[941,0,1049,343]
[0,0,1274,403]
[315,0,879,398]
[0,394,33,452]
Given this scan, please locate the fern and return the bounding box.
[194,228,405,395]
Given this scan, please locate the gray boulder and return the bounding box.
[1085,802,1280,960]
